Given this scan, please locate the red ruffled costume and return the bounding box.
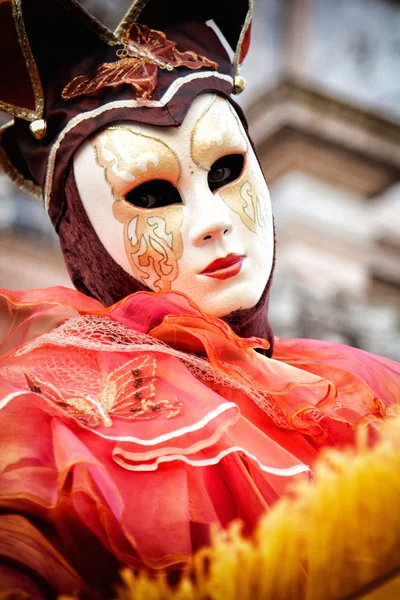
[1,286,399,598]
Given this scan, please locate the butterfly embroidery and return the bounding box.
[62,23,218,101]
[25,355,182,428]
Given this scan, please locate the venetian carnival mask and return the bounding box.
[73,94,274,317]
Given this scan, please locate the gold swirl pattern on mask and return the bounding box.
[190,95,248,170]
[93,127,181,194]
[218,168,272,247]
[115,203,184,292]
[92,127,183,292]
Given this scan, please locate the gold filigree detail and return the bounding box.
[25,354,183,428]
[0,0,44,121]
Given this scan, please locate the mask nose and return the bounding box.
[189,193,234,247]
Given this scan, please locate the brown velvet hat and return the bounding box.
[0,0,275,353]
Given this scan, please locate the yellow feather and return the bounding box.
[108,415,400,600]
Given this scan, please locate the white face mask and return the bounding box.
[73,93,274,317]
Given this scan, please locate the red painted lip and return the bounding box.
[200,253,245,280]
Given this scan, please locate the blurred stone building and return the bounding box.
[1,0,399,359]
[240,0,400,360]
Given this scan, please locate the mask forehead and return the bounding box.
[190,95,248,170]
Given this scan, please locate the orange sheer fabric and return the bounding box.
[0,286,399,596]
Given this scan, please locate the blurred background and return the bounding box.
[1,0,400,359]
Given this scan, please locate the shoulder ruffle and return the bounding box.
[0,286,399,584]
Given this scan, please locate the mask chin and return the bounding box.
[59,167,275,356]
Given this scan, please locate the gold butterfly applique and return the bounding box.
[62,23,218,101]
[25,355,182,428]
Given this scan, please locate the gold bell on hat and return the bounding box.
[232,75,247,95]
[29,119,47,140]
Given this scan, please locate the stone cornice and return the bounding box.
[247,78,400,176]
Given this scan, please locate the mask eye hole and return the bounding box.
[124,180,182,209]
[208,154,245,193]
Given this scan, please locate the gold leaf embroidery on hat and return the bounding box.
[62,23,218,101]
